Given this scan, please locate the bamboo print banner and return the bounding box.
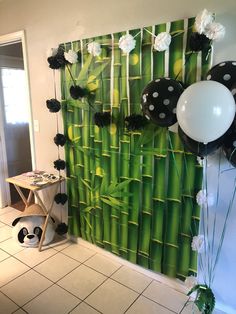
[61,17,212,280]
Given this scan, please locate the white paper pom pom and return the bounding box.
[88,41,102,57]
[64,50,78,64]
[196,190,215,207]
[204,22,225,41]
[195,9,214,34]
[118,34,136,54]
[191,235,206,254]
[154,32,171,52]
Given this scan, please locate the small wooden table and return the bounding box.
[6,174,64,251]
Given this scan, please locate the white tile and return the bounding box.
[1,269,52,306]
[0,238,24,255]
[111,265,152,293]
[85,278,138,314]
[0,257,29,287]
[0,225,12,242]
[0,207,14,216]
[126,295,173,314]
[49,235,72,251]
[0,249,9,262]
[180,301,201,313]
[85,253,121,276]
[23,284,80,314]
[34,252,80,282]
[0,291,18,313]
[143,280,188,313]
[61,243,96,262]
[0,209,21,226]
[14,246,57,267]
[70,302,100,314]
[58,264,106,299]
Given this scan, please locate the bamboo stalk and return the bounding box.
[138,26,153,268]
[127,28,142,263]
[100,34,112,251]
[81,38,92,243]
[110,32,121,255]
[149,23,167,272]
[93,36,104,248]
[119,31,130,259]
[176,17,200,279]
[162,19,185,278]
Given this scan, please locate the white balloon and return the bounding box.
[176,81,235,143]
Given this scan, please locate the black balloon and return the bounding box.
[223,127,236,167]
[141,78,184,127]
[178,127,224,157]
[206,61,236,91]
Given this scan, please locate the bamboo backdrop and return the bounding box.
[61,17,212,279]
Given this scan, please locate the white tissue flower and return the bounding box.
[88,41,102,57]
[185,276,198,290]
[154,32,171,52]
[191,235,206,254]
[118,34,136,54]
[64,50,78,64]
[196,189,215,207]
[195,9,214,34]
[204,22,225,41]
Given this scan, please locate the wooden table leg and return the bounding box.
[35,183,60,251]
[14,185,32,208]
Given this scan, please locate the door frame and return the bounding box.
[0,30,36,208]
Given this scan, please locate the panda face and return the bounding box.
[12,215,55,248]
[18,226,43,247]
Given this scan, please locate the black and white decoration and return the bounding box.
[141,78,184,127]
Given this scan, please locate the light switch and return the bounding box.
[34,119,40,132]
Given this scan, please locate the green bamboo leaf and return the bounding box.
[77,54,93,82]
[101,197,121,210]
[80,178,92,191]
[111,179,133,192]
[87,59,110,83]
[83,215,92,229]
[110,192,133,198]
[84,206,94,213]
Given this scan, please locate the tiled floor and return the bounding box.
[0,207,222,314]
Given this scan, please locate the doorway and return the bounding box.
[0,31,35,210]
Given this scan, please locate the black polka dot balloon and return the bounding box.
[231,82,236,103]
[141,78,184,127]
[206,61,236,91]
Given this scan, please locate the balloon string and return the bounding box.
[175,52,193,81]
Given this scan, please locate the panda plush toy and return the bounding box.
[12,204,55,248]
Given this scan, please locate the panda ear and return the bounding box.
[12,217,21,226]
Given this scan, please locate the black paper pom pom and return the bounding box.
[94,112,111,127]
[46,99,61,113]
[47,47,67,69]
[47,56,62,69]
[54,133,67,146]
[54,193,68,205]
[55,222,68,235]
[189,32,211,52]
[53,159,66,171]
[125,114,148,131]
[70,85,88,99]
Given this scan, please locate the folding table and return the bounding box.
[6,174,64,251]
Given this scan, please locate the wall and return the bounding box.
[0,0,235,312]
